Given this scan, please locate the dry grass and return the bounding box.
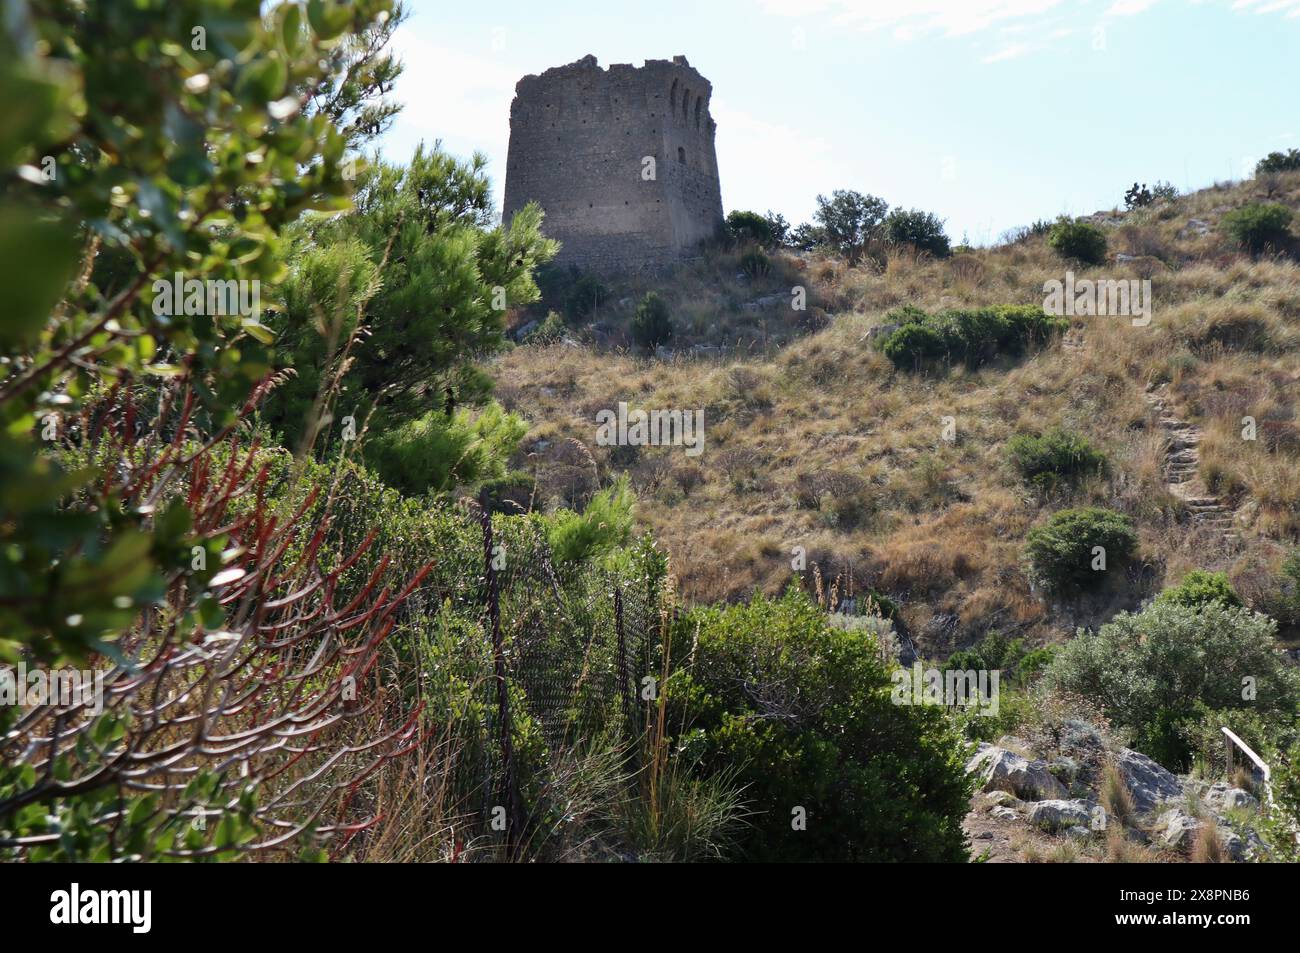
[1100,763,1138,830]
[1190,823,1227,863]
[495,172,1300,652]
[1105,829,1164,862]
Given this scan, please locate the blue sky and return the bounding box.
[381,0,1299,245]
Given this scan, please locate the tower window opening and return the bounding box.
[677,146,686,164]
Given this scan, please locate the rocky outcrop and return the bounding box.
[966,743,1067,802]
[1115,747,1185,815]
[1027,799,1100,832]
[1204,782,1258,812]
[1156,808,1203,849]
[962,722,1269,862]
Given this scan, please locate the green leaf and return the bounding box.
[0,209,80,350]
[307,0,351,40]
[281,4,304,54]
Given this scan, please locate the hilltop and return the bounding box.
[494,171,1300,658]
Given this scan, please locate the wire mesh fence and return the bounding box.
[447,503,667,849]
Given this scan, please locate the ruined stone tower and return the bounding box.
[502,55,724,273]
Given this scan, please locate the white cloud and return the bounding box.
[981,42,1034,62]
[758,0,1064,36]
[760,0,1300,35]
[1232,0,1300,15]
[1105,0,1161,15]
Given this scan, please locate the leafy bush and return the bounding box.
[1006,428,1108,490]
[1265,742,1300,861]
[884,208,951,258]
[1156,569,1242,610]
[1047,218,1109,265]
[523,310,566,345]
[1253,549,1300,634]
[1023,507,1137,594]
[1125,183,1154,209]
[1044,602,1300,770]
[812,189,890,257]
[547,476,636,563]
[786,221,827,251]
[1221,203,1294,254]
[1123,182,1175,208]
[880,322,946,367]
[630,291,674,350]
[0,0,426,862]
[666,588,972,861]
[725,210,788,247]
[566,274,607,321]
[884,304,930,326]
[365,401,527,497]
[266,143,557,435]
[738,248,771,278]
[944,630,1054,687]
[1255,149,1300,175]
[477,470,538,514]
[877,305,1067,369]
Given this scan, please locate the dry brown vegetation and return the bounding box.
[494,171,1300,656]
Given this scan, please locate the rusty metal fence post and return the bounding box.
[480,502,524,855]
[614,586,635,742]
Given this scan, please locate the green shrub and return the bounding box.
[812,189,890,257]
[1006,428,1108,489]
[1047,218,1109,265]
[547,476,635,563]
[365,401,526,497]
[1023,507,1137,594]
[1156,569,1242,610]
[881,322,946,367]
[884,208,951,258]
[1255,149,1300,175]
[860,589,900,620]
[1123,182,1178,209]
[565,274,607,321]
[477,470,537,514]
[1253,549,1300,635]
[523,310,566,345]
[738,248,771,278]
[877,305,1066,369]
[1221,203,1294,254]
[666,588,972,862]
[884,304,929,326]
[1044,601,1300,770]
[1265,742,1300,861]
[943,630,1055,689]
[630,291,674,350]
[725,209,787,247]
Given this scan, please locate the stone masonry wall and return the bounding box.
[502,55,724,274]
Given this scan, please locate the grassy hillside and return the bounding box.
[493,172,1300,657]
